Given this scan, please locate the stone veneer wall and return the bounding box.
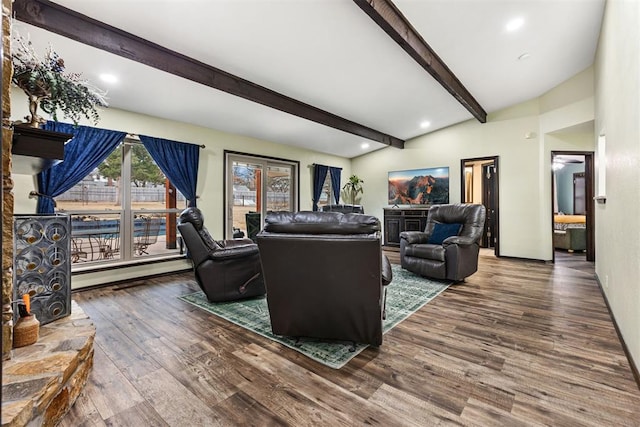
[2,302,96,427]
[2,0,14,361]
[1,5,96,427]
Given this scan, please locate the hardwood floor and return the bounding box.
[62,252,640,426]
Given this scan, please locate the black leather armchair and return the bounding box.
[257,211,392,346]
[321,204,364,214]
[400,204,486,282]
[178,207,266,302]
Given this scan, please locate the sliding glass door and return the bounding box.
[225,152,298,240]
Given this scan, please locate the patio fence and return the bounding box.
[57,183,186,204]
[234,191,290,208]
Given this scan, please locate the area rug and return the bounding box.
[178,265,450,369]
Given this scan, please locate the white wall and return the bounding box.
[594,0,640,374]
[353,68,595,261]
[10,88,351,287]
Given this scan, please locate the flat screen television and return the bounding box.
[388,167,450,206]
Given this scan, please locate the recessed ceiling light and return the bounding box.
[505,17,524,32]
[420,121,431,129]
[99,73,118,84]
[360,142,370,149]
[518,52,531,61]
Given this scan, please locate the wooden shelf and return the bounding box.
[11,125,72,175]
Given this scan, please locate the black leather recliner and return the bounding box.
[178,207,266,302]
[257,211,392,346]
[400,203,486,282]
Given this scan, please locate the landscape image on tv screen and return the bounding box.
[388,167,450,205]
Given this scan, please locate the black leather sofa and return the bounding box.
[178,207,266,302]
[257,211,392,346]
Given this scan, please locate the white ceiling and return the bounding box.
[12,0,605,158]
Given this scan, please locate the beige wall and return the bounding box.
[10,88,351,287]
[594,0,640,373]
[353,67,595,261]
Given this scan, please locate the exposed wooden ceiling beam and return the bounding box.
[353,0,487,123]
[14,0,405,149]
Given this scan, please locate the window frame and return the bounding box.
[57,138,187,270]
[224,150,300,239]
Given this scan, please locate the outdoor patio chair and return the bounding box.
[134,216,162,255]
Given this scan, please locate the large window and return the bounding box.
[56,139,185,267]
[225,152,299,240]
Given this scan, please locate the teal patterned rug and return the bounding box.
[178,265,450,369]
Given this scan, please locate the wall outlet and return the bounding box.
[604,274,609,289]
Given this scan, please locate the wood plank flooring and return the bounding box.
[61,251,640,426]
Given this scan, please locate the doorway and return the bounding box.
[224,151,299,240]
[551,151,594,262]
[460,156,500,256]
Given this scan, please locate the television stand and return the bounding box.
[383,207,431,247]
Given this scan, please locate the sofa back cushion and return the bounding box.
[321,204,364,214]
[263,211,379,235]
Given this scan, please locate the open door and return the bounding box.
[460,156,500,256]
[551,151,594,262]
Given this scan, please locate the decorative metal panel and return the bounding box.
[13,214,72,325]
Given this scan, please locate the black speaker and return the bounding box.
[245,212,261,242]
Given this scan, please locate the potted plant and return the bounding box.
[342,174,364,204]
[11,34,108,128]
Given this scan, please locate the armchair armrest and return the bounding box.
[443,235,477,247]
[219,238,255,248]
[399,231,429,245]
[210,244,259,261]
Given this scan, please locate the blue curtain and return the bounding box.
[37,121,126,213]
[312,164,329,211]
[328,166,342,204]
[139,135,200,207]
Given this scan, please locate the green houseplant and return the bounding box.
[342,174,364,204]
[12,35,108,127]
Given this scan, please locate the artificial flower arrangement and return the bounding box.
[11,33,108,127]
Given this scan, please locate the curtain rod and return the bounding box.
[312,163,342,169]
[126,133,205,149]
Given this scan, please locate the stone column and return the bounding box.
[2,0,13,361]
